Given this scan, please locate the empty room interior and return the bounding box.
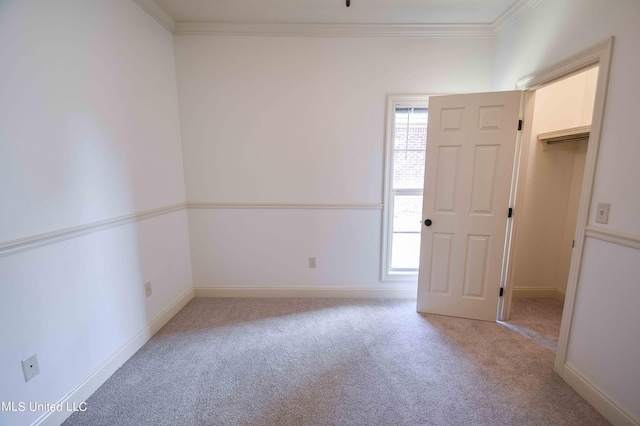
[1,0,639,425]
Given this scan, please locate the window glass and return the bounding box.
[392,195,422,233]
[390,233,421,269]
[384,103,428,278]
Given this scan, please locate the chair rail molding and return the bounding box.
[585,226,640,250]
[186,202,383,211]
[0,202,187,258]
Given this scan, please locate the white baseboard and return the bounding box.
[193,286,417,299]
[512,286,566,302]
[33,288,194,426]
[562,363,639,426]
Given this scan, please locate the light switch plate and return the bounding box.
[596,202,610,224]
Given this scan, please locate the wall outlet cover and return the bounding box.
[21,354,40,382]
[596,202,610,224]
[145,281,152,297]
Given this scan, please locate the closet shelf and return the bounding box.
[538,125,590,150]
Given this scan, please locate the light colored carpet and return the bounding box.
[505,297,565,352]
[64,298,608,425]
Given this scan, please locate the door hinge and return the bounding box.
[518,120,523,131]
[499,287,504,297]
[508,207,513,218]
[572,239,575,248]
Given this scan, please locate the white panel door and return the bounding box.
[417,91,522,321]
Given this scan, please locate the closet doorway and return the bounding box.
[504,66,599,349]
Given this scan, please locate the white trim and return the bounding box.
[516,40,608,90]
[492,0,544,35]
[555,37,614,375]
[383,273,419,283]
[193,286,417,299]
[173,22,495,38]
[381,95,431,282]
[187,202,383,210]
[509,37,614,376]
[132,0,175,33]
[562,364,640,426]
[0,203,187,258]
[136,0,541,38]
[512,287,566,302]
[33,288,194,426]
[585,226,640,250]
[0,202,382,258]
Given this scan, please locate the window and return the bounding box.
[382,96,429,280]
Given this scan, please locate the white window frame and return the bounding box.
[381,95,430,281]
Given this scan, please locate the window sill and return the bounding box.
[381,271,419,282]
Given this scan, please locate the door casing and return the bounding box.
[499,37,614,376]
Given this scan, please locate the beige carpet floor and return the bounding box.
[64,297,608,425]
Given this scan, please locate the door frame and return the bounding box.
[499,37,614,376]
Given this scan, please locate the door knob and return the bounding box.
[424,219,432,227]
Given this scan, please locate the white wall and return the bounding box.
[175,35,495,289]
[188,208,381,289]
[4,0,638,423]
[512,68,596,294]
[0,1,191,425]
[556,141,587,293]
[493,0,640,421]
[567,238,640,420]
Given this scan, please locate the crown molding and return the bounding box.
[133,0,175,33]
[134,0,541,38]
[173,22,495,38]
[492,0,544,35]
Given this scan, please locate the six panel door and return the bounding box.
[416,91,522,321]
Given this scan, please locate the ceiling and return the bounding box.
[154,0,523,25]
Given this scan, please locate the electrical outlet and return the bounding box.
[145,281,152,298]
[309,257,316,268]
[596,202,610,224]
[21,354,40,382]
